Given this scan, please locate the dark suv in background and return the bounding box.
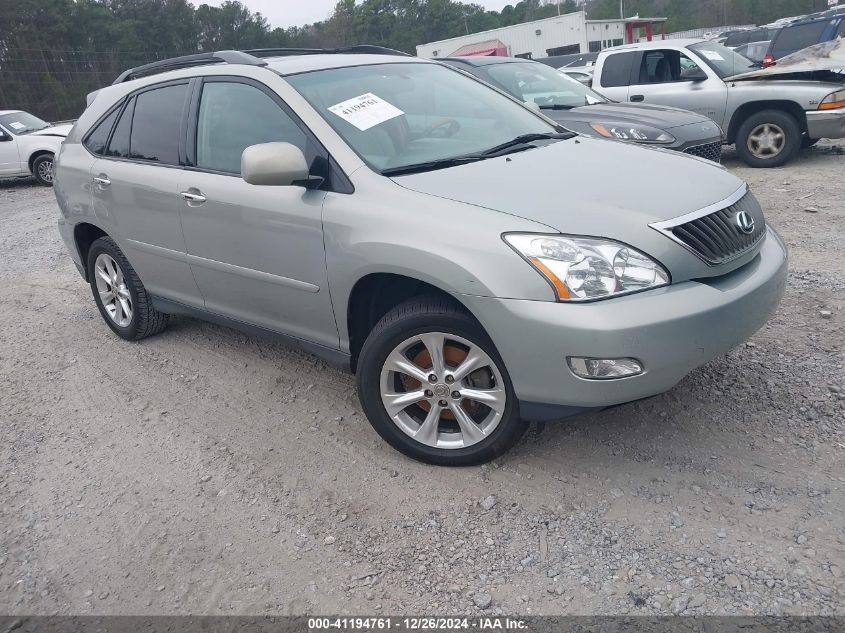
[766,9,845,63]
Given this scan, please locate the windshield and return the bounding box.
[486,61,606,109]
[0,111,50,135]
[286,62,558,172]
[688,41,756,77]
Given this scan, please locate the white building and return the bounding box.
[415,11,668,60]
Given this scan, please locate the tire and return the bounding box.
[32,154,55,186]
[87,236,168,341]
[735,110,800,168]
[356,295,527,466]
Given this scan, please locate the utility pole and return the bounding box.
[619,0,624,19]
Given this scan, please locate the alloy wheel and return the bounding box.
[379,332,506,449]
[94,253,133,327]
[37,158,54,183]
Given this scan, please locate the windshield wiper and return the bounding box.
[540,104,576,110]
[381,155,487,176]
[480,131,572,155]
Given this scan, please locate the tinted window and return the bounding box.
[600,52,634,87]
[196,82,307,174]
[837,19,845,37]
[84,107,119,155]
[106,97,134,158]
[724,32,751,47]
[129,84,187,164]
[772,21,829,57]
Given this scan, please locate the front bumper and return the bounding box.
[458,227,787,412]
[806,106,845,140]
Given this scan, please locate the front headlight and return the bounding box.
[819,89,845,110]
[504,234,670,302]
[589,122,675,144]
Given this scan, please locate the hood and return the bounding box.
[542,101,712,130]
[726,38,845,81]
[392,136,740,230]
[391,136,744,280]
[30,123,72,138]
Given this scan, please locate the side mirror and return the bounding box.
[0,131,11,142]
[686,70,709,82]
[241,142,309,187]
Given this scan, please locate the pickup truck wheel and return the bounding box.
[736,110,800,168]
[32,154,55,186]
[87,236,169,341]
[356,296,527,466]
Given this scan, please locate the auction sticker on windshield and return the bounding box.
[9,122,26,130]
[699,50,725,61]
[329,93,404,131]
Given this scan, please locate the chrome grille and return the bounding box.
[683,142,722,163]
[652,190,767,266]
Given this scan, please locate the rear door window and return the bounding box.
[129,83,188,164]
[600,52,634,87]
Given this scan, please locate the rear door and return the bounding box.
[89,81,203,308]
[177,77,339,349]
[626,48,728,127]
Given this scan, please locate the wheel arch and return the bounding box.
[346,272,482,373]
[27,149,55,174]
[726,101,807,144]
[73,222,109,282]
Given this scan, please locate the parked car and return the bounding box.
[560,66,594,86]
[765,8,845,64]
[55,47,787,466]
[734,40,772,65]
[441,56,723,161]
[722,28,779,50]
[592,39,845,167]
[0,110,71,185]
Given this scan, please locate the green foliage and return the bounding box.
[0,0,832,120]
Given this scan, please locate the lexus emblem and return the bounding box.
[735,211,755,234]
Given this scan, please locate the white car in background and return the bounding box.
[0,110,72,186]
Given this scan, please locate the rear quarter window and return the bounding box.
[83,107,120,156]
[599,52,634,87]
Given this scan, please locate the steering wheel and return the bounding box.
[420,117,461,139]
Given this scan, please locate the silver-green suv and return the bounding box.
[54,47,787,466]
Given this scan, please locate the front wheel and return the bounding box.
[32,154,55,186]
[356,296,527,466]
[735,110,800,168]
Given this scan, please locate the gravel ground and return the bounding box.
[0,142,843,617]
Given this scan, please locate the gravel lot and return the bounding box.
[1,142,843,617]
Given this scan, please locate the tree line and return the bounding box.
[0,0,832,120]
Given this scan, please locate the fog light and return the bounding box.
[567,357,643,380]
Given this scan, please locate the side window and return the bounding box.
[836,19,845,38]
[599,52,634,87]
[84,107,120,156]
[129,84,187,164]
[637,50,703,84]
[106,97,134,158]
[196,81,308,174]
[773,21,829,56]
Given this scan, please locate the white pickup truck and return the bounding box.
[591,39,845,167]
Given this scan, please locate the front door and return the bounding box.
[177,78,338,350]
[626,48,728,127]
[0,126,21,175]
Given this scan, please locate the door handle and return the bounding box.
[180,190,207,204]
[92,175,111,187]
[630,94,645,102]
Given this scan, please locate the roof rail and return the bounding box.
[244,45,411,58]
[112,50,267,85]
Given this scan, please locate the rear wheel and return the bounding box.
[87,236,168,341]
[356,296,526,466]
[32,154,54,186]
[735,110,800,168]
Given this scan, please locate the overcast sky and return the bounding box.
[199,0,517,29]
